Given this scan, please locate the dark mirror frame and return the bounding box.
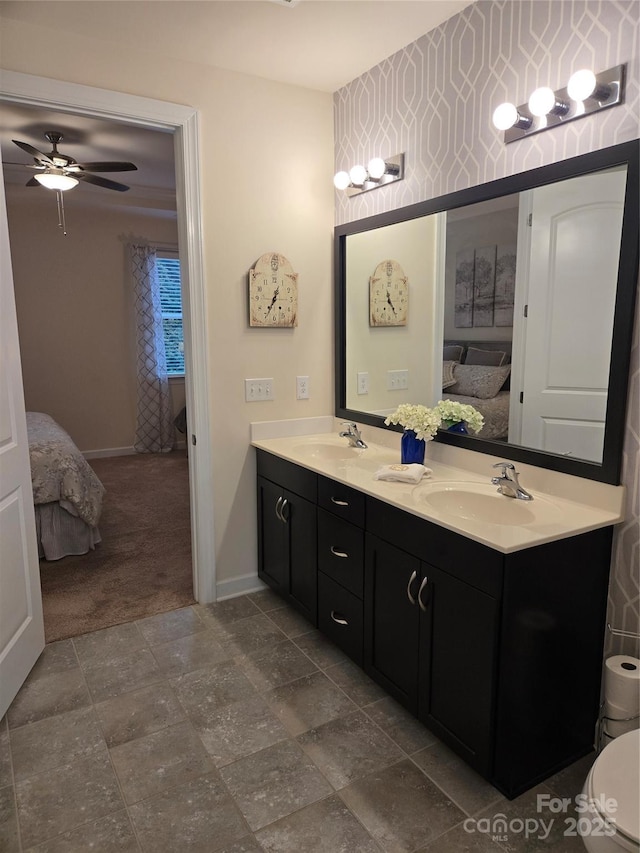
[335,140,639,485]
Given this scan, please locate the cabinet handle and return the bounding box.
[330,546,349,559]
[418,576,429,612]
[280,498,289,522]
[406,569,418,605]
[331,610,348,626]
[275,495,284,522]
[330,496,349,507]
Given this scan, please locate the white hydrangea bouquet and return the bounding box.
[384,403,442,441]
[435,399,484,434]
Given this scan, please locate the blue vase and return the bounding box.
[447,421,469,435]
[401,430,426,464]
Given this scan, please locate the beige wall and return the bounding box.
[6,191,182,453]
[0,12,335,591]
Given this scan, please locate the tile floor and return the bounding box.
[1,590,595,852]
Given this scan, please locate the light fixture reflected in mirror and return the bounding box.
[334,153,405,196]
[493,64,625,143]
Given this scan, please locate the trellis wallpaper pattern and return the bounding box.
[334,0,639,653]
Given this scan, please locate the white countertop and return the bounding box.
[251,431,624,554]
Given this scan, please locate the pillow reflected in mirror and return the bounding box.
[448,364,511,399]
[464,346,507,366]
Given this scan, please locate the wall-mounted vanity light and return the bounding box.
[334,153,404,196]
[493,65,625,143]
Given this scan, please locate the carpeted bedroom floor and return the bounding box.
[39,450,194,643]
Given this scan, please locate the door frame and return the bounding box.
[0,70,216,602]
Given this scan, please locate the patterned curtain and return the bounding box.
[129,244,174,453]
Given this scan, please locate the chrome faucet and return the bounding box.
[339,422,368,449]
[491,462,533,500]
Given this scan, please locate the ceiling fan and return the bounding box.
[10,131,137,192]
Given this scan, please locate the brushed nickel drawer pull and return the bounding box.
[331,610,348,626]
[330,497,349,506]
[280,498,289,522]
[330,546,349,558]
[418,576,429,612]
[275,495,284,522]
[406,569,418,605]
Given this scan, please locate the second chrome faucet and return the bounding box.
[339,422,368,449]
[491,462,533,500]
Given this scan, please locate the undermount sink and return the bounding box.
[290,441,369,461]
[413,481,559,526]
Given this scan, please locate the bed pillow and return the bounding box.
[448,364,511,399]
[443,344,464,362]
[464,346,507,366]
[442,360,458,390]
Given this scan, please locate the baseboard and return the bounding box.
[83,446,136,459]
[215,573,268,602]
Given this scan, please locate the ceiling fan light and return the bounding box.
[35,171,79,191]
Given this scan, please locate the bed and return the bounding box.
[442,341,512,440]
[26,412,106,561]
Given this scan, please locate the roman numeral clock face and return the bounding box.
[369,259,409,326]
[249,253,298,327]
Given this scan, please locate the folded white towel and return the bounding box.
[373,463,433,484]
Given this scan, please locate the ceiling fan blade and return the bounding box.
[73,161,138,173]
[25,177,40,187]
[12,139,55,165]
[76,172,130,192]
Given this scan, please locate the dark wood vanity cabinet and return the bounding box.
[256,450,613,798]
[256,452,318,624]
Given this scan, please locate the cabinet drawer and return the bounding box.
[318,509,364,598]
[257,450,317,502]
[318,573,363,666]
[318,476,365,527]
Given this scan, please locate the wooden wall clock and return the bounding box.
[369,259,408,326]
[249,252,298,327]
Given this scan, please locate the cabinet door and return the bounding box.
[420,564,498,775]
[286,491,317,623]
[364,534,421,712]
[257,476,288,593]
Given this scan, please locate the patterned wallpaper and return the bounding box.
[334,0,639,651]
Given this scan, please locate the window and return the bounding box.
[157,253,184,376]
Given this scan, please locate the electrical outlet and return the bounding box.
[296,375,309,400]
[245,378,275,401]
[387,369,409,390]
[357,372,369,394]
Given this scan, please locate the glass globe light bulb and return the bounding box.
[349,164,367,186]
[528,86,556,117]
[567,69,597,101]
[333,171,351,190]
[492,102,518,130]
[367,157,387,180]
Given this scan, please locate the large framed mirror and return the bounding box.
[335,140,639,484]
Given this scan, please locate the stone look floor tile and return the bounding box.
[109,720,216,804]
[416,821,507,852]
[24,640,78,680]
[297,710,404,789]
[15,752,124,849]
[412,740,505,817]
[22,810,140,852]
[364,696,438,754]
[129,772,249,853]
[81,647,163,703]
[219,740,333,832]
[10,706,106,782]
[339,758,465,853]
[6,668,91,729]
[170,660,259,726]
[136,606,207,647]
[72,623,147,667]
[264,671,358,736]
[238,639,318,692]
[293,630,350,669]
[324,660,387,707]
[95,682,186,748]
[216,838,264,853]
[195,597,260,627]
[151,630,232,678]
[194,695,288,767]
[215,613,288,657]
[248,588,286,613]
[266,606,316,639]
[0,784,19,852]
[0,719,12,788]
[255,793,382,853]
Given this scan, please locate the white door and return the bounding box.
[520,166,627,462]
[0,165,45,719]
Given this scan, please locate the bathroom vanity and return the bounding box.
[254,434,623,799]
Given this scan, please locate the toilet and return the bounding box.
[580,728,639,852]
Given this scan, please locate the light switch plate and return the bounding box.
[245,378,274,401]
[387,369,408,390]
